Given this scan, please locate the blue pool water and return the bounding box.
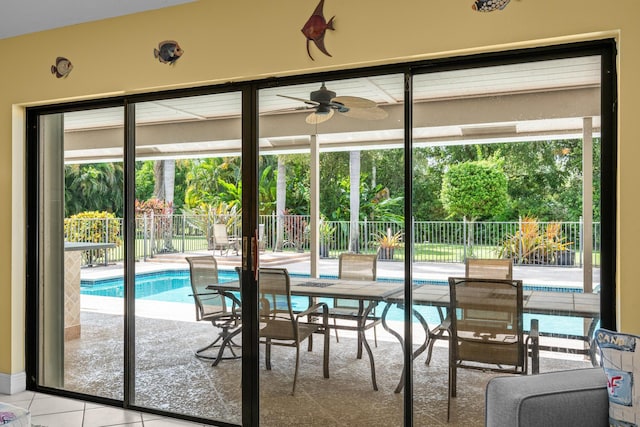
[81,270,594,336]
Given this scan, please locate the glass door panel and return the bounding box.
[411,56,602,423]
[132,92,242,424]
[38,106,125,399]
[258,75,405,425]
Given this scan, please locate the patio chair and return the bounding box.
[258,267,330,395]
[424,258,514,365]
[328,252,381,352]
[446,277,538,421]
[186,256,242,365]
[465,257,513,280]
[212,223,239,256]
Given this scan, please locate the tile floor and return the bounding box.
[0,391,206,427]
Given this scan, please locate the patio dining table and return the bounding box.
[206,277,405,391]
[382,283,601,392]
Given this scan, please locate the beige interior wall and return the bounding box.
[0,0,637,375]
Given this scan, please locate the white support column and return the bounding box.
[310,134,320,278]
[583,117,593,293]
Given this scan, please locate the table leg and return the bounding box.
[381,302,431,393]
[360,301,378,390]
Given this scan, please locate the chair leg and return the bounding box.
[195,334,224,360]
[447,371,452,422]
[211,327,242,367]
[451,363,457,397]
[265,339,272,370]
[333,318,340,343]
[323,328,330,379]
[291,344,301,396]
[447,360,455,422]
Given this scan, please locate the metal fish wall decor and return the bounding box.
[51,57,73,78]
[154,40,184,65]
[301,0,335,60]
[472,0,511,12]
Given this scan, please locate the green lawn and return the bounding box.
[100,236,599,267]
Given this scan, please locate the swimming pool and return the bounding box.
[80,269,594,336]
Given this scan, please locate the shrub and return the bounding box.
[64,211,121,245]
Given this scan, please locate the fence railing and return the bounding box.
[64,214,601,267]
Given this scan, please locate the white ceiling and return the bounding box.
[61,55,602,163]
[0,0,196,40]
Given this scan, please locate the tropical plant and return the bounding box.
[135,198,175,253]
[64,162,124,217]
[184,157,242,209]
[182,202,241,250]
[498,216,573,264]
[282,208,308,252]
[319,216,336,243]
[374,228,403,260]
[318,216,336,258]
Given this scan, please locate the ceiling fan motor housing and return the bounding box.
[311,84,338,114]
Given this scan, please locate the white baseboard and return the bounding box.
[0,371,26,395]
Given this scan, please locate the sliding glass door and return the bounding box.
[37,106,125,400]
[257,74,406,425]
[28,41,615,427]
[130,92,243,423]
[411,54,605,423]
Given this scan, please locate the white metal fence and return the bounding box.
[64,214,600,267]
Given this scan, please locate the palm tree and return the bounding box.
[64,162,124,217]
[153,159,176,251]
[275,155,286,251]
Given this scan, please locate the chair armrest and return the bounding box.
[219,290,242,308]
[297,302,329,326]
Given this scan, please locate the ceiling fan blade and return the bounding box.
[277,94,319,107]
[331,96,377,109]
[305,109,334,124]
[340,106,389,120]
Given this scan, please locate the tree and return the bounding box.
[441,159,508,256]
[64,162,124,217]
[136,160,189,212]
[275,156,286,251]
[184,157,242,209]
[440,159,508,220]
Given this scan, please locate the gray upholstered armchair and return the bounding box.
[485,367,608,427]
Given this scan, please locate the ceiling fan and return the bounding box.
[277,82,388,125]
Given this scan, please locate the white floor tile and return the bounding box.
[85,401,105,410]
[30,410,84,427]
[82,406,143,427]
[28,395,85,415]
[0,391,34,403]
[1,399,31,410]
